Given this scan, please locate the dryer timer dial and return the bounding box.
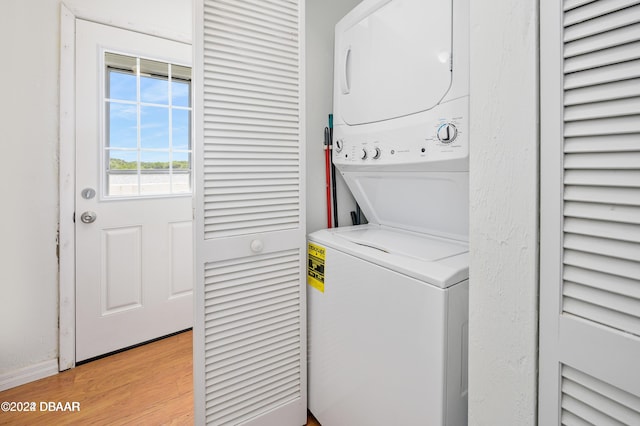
[437,123,458,144]
[371,147,381,159]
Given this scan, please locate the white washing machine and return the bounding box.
[308,226,468,426]
[308,0,470,424]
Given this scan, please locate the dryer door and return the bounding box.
[336,0,452,125]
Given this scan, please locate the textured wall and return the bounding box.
[0,0,62,380]
[468,0,539,424]
[305,0,360,233]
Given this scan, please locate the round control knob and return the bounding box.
[360,148,367,160]
[335,139,344,153]
[371,147,381,159]
[437,123,458,143]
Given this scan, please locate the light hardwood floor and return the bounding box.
[0,331,320,425]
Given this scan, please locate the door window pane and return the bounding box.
[105,53,136,101]
[108,149,137,169]
[172,151,191,194]
[172,109,191,150]
[140,106,170,149]
[107,150,138,196]
[140,58,169,104]
[140,150,170,170]
[108,71,137,101]
[172,151,190,170]
[108,103,137,149]
[140,151,171,195]
[103,52,192,197]
[172,64,191,107]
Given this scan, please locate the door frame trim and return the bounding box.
[59,3,77,370]
[537,0,563,421]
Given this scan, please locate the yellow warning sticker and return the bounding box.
[307,242,325,293]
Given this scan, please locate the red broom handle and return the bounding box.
[325,144,333,228]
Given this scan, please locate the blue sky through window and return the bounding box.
[173,109,190,150]
[109,71,136,101]
[140,105,169,150]
[172,80,190,107]
[141,76,168,104]
[109,103,137,149]
[106,63,191,164]
[105,53,192,196]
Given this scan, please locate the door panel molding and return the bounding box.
[169,221,194,297]
[101,226,143,314]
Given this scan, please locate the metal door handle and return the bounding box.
[80,211,97,224]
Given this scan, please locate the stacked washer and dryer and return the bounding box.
[307,0,469,425]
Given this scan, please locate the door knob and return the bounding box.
[250,239,264,253]
[80,211,97,224]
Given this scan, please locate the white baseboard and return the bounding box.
[0,359,59,392]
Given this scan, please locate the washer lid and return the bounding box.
[342,170,469,242]
[334,226,466,261]
[335,0,452,125]
[310,225,468,288]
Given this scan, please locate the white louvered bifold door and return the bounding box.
[194,1,306,425]
[539,1,640,424]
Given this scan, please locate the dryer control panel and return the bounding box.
[333,97,468,172]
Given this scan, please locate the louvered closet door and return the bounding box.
[194,1,306,425]
[539,1,640,424]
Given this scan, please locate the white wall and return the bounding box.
[0,0,191,388]
[0,0,63,387]
[305,0,359,234]
[63,0,192,43]
[468,1,539,425]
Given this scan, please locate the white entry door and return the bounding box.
[75,19,193,362]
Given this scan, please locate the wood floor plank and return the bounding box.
[0,331,193,425]
[0,330,319,425]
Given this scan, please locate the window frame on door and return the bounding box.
[100,50,194,200]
